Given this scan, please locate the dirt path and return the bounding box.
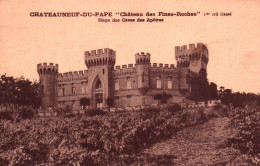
[140,117,240,165]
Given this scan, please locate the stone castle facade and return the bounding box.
[37,43,209,109]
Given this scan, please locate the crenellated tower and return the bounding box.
[84,48,116,108]
[37,63,58,108]
[175,43,209,93]
[135,52,150,89]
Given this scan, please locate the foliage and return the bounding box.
[0,111,13,121]
[18,107,35,119]
[213,103,222,110]
[0,105,36,121]
[167,104,182,113]
[106,97,114,110]
[84,109,107,116]
[53,105,72,116]
[228,106,260,165]
[0,74,41,108]
[220,90,260,108]
[80,97,90,110]
[0,107,214,165]
[153,93,172,104]
[208,82,219,100]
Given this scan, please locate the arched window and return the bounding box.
[95,78,102,89]
[142,72,145,82]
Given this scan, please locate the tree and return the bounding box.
[221,89,233,106]
[153,93,163,105]
[161,92,172,104]
[106,97,114,112]
[209,82,219,100]
[0,74,41,108]
[80,97,90,110]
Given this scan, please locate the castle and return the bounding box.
[37,43,209,110]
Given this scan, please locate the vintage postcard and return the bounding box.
[0,0,259,165]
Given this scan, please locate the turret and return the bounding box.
[84,48,116,68]
[175,43,209,92]
[37,63,58,108]
[135,52,150,89]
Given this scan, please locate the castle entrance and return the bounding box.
[95,93,103,109]
[93,77,103,109]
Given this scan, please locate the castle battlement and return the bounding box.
[37,62,58,68]
[56,70,88,81]
[115,64,135,70]
[135,52,150,65]
[37,62,58,75]
[113,64,136,75]
[175,43,205,54]
[85,48,116,68]
[135,52,151,57]
[174,43,208,67]
[84,48,116,56]
[150,63,177,74]
[151,63,175,69]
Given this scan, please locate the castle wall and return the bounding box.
[38,43,208,110]
[52,62,187,109]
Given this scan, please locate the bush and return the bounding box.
[0,106,214,165]
[228,106,260,165]
[18,107,35,119]
[53,105,72,116]
[213,104,222,110]
[167,104,182,113]
[0,111,13,120]
[85,109,107,116]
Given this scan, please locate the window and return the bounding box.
[72,87,75,94]
[58,88,62,96]
[126,77,131,89]
[156,79,161,89]
[115,82,119,91]
[58,84,66,96]
[115,96,120,107]
[168,80,172,89]
[81,82,88,94]
[95,79,102,89]
[81,82,85,94]
[103,69,105,74]
[62,88,65,96]
[127,95,131,106]
[142,72,145,82]
[86,85,88,93]
[71,83,75,94]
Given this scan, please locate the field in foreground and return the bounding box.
[0,106,259,165]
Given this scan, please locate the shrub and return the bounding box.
[18,107,35,119]
[85,109,107,116]
[0,111,13,120]
[53,105,72,116]
[228,106,260,164]
[213,104,222,110]
[167,104,182,113]
[0,106,215,165]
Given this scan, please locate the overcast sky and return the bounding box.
[0,0,259,93]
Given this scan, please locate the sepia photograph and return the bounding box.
[0,0,259,165]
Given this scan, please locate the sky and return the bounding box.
[0,0,259,93]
